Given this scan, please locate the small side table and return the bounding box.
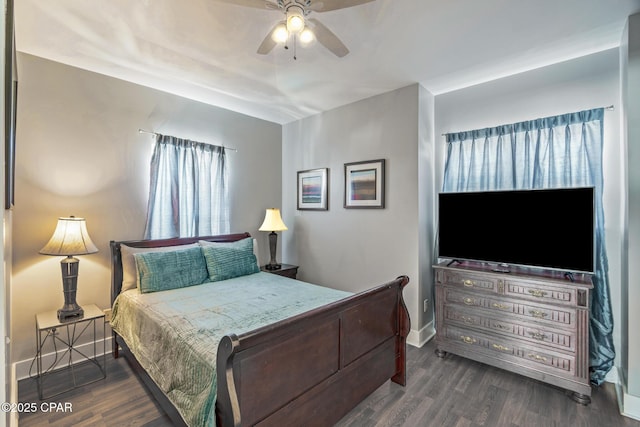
[35,303,107,399]
[260,264,299,279]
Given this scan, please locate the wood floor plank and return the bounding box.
[17,340,640,427]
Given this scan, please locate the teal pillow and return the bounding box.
[200,237,260,282]
[134,246,209,293]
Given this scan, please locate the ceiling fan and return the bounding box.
[215,0,376,58]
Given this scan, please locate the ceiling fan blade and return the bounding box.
[308,0,375,12]
[308,18,349,57]
[257,22,284,54]
[257,35,277,55]
[212,0,279,10]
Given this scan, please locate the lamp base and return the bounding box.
[266,231,282,271]
[57,256,84,321]
[57,303,84,321]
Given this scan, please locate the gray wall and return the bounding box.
[621,12,640,412]
[281,84,436,345]
[418,86,437,333]
[11,53,282,364]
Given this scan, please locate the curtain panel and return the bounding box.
[442,108,614,384]
[144,134,230,239]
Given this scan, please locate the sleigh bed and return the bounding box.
[110,232,410,427]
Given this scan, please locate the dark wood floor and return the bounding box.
[18,340,640,427]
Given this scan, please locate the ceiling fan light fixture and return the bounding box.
[253,0,362,58]
[299,27,314,44]
[286,5,305,34]
[272,23,289,43]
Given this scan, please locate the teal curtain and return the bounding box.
[442,108,614,385]
[144,134,229,239]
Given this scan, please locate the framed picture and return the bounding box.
[4,0,16,209]
[297,168,328,210]
[344,159,385,209]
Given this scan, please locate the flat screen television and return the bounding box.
[437,187,595,274]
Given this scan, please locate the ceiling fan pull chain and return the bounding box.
[293,34,298,60]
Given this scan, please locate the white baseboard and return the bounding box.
[610,366,640,421]
[617,384,640,421]
[14,336,112,381]
[407,320,435,348]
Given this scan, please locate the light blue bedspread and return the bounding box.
[111,272,351,427]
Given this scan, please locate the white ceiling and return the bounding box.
[14,0,640,124]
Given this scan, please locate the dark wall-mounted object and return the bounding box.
[4,0,17,209]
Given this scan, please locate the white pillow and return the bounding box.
[120,243,199,292]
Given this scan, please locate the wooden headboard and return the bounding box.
[109,232,251,304]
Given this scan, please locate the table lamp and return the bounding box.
[39,216,98,321]
[258,208,288,270]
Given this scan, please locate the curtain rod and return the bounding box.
[440,105,615,136]
[138,129,238,152]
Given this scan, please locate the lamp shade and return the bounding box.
[39,216,98,256]
[258,208,288,232]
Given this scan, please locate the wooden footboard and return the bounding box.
[216,275,410,427]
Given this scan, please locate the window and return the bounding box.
[143,134,229,239]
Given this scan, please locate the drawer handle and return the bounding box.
[528,353,548,362]
[492,344,510,352]
[460,336,477,344]
[463,298,475,306]
[528,289,548,298]
[463,279,475,287]
[529,331,547,340]
[492,303,509,310]
[529,310,548,319]
[461,316,474,324]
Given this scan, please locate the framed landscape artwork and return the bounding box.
[297,168,328,210]
[344,159,385,209]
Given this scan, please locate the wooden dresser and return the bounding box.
[434,261,593,403]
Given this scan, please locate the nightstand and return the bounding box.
[35,303,107,399]
[260,263,299,279]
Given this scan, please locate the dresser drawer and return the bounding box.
[504,279,586,307]
[442,325,576,376]
[444,288,576,328]
[444,305,575,352]
[437,269,500,293]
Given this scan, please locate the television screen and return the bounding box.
[438,187,595,273]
